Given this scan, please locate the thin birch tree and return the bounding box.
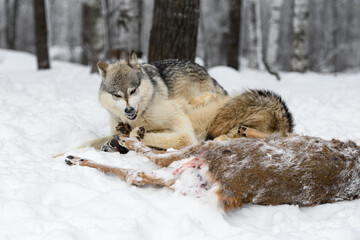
[266,0,283,71]
[291,0,309,72]
[247,0,263,70]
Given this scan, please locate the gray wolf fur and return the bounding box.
[88,52,228,150]
[80,53,294,151]
[205,90,294,140]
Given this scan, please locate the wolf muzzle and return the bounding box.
[124,106,137,120]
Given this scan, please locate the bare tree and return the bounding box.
[82,0,104,73]
[5,0,19,50]
[81,3,89,66]
[33,0,50,69]
[101,0,111,59]
[291,0,309,72]
[247,0,263,70]
[148,0,200,62]
[261,0,284,80]
[226,0,242,70]
[331,0,339,74]
[136,0,143,52]
[266,0,283,71]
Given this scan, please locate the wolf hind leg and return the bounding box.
[189,92,217,107]
[65,155,175,188]
[140,131,198,150]
[129,116,198,150]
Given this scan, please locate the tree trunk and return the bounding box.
[101,0,111,59]
[266,0,283,70]
[331,0,338,74]
[255,0,264,70]
[5,0,19,50]
[291,0,309,73]
[226,0,242,70]
[247,0,261,69]
[148,0,200,62]
[83,0,105,73]
[137,0,143,52]
[81,3,89,66]
[33,0,50,70]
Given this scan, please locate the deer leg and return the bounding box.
[224,125,268,139]
[213,135,230,141]
[116,137,189,167]
[238,126,268,139]
[101,122,133,153]
[101,136,130,154]
[65,155,175,188]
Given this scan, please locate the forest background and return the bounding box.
[1,0,360,75]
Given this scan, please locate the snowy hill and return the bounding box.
[0,49,360,240]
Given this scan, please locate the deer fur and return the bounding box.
[66,134,360,211]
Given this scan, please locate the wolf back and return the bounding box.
[140,59,228,100]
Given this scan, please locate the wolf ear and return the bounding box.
[128,51,140,71]
[97,61,108,77]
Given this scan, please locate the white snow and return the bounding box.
[0,49,360,240]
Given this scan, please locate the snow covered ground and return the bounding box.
[0,49,360,240]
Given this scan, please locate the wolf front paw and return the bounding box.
[115,122,132,136]
[65,155,86,166]
[130,126,146,141]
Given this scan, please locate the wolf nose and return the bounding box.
[125,107,135,114]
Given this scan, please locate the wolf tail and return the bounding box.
[207,89,294,139]
[53,136,115,158]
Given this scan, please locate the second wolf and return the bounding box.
[85,53,294,151]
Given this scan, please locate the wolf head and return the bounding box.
[97,52,152,121]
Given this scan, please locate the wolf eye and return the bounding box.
[114,94,122,98]
[130,89,136,95]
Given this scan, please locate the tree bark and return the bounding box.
[137,0,143,52]
[101,0,111,59]
[266,0,283,71]
[291,0,309,73]
[226,0,242,70]
[81,3,89,66]
[33,0,50,69]
[5,0,19,50]
[148,0,200,62]
[331,0,338,74]
[255,0,264,70]
[83,0,105,73]
[247,0,260,69]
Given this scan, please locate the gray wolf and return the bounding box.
[66,134,360,211]
[95,52,227,150]
[78,53,294,152]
